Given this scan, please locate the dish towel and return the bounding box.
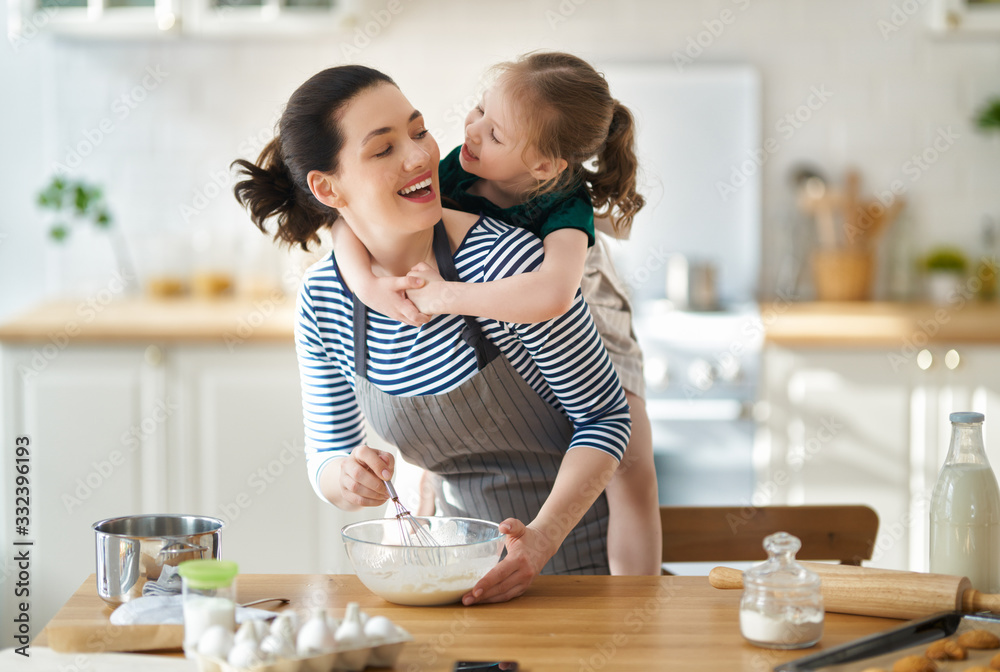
[110,595,275,626]
[142,565,183,597]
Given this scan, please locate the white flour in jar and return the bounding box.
[739,608,823,648]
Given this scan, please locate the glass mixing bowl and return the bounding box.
[341,517,504,606]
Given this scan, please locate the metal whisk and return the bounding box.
[383,480,439,548]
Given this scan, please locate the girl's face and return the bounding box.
[459,81,540,187]
[322,83,441,233]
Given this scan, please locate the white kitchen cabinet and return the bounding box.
[8,0,353,39]
[0,336,367,648]
[761,344,1000,572]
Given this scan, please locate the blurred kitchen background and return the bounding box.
[2,0,1000,646]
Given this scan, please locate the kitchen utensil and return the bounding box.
[341,517,504,606]
[707,562,1000,620]
[93,514,224,607]
[382,479,439,549]
[665,253,719,311]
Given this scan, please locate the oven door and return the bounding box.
[648,398,757,506]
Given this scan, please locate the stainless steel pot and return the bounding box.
[665,253,719,311]
[92,514,224,606]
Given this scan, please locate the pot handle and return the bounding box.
[158,540,208,557]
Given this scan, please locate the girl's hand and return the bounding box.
[405,263,454,316]
[338,445,395,507]
[363,275,432,327]
[461,518,553,605]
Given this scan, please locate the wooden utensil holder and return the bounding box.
[812,248,875,301]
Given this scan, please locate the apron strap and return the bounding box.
[431,220,501,370]
[352,291,368,380]
[352,220,500,381]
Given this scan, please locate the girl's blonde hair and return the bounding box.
[493,51,645,235]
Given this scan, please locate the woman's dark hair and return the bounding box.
[492,52,645,236]
[232,66,396,250]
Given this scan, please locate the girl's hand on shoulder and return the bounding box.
[406,263,452,316]
[338,445,395,507]
[366,275,431,326]
[461,518,553,605]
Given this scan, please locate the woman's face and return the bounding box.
[325,83,441,233]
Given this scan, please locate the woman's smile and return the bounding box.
[397,170,435,202]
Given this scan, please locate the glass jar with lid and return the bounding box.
[177,559,239,651]
[739,532,824,649]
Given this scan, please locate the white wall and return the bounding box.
[1,0,998,320]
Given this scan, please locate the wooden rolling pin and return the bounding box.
[709,562,1000,620]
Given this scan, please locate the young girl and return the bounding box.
[332,52,661,575]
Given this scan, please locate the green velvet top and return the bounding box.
[438,146,595,246]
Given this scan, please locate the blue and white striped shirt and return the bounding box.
[295,215,631,499]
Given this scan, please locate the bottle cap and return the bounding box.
[178,559,238,589]
[950,412,985,424]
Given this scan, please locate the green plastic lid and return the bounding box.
[177,559,238,589]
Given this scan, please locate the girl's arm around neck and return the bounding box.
[407,228,589,323]
[330,218,430,326]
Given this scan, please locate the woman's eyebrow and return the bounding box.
[361,110,423,146]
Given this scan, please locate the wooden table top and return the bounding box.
[34,573,906,671]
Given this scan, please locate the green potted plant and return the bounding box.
[36,176,135,293]
[923,246,968,305]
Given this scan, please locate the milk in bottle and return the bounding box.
[929,412,1000,592]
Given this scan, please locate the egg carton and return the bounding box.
[188,630,412,672]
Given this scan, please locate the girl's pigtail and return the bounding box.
[232,137,335,251]
[588,101,645,236]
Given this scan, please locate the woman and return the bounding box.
[233,65,631,605]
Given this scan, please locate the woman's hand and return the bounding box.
[405,263,454,316]
[461,518,553,605]
[336,445,396,508]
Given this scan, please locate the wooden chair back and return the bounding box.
[660,504,879,566]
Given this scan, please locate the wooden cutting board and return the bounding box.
[35,577,186,653]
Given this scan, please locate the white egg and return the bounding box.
[196,625,234,660]
[227,640,264,669]
[260,633,296,659]
[296,609,336,656]
[270,612,296,640]
[336,602,366,645]
[233,621,259,647]
[363,615,398,642]
[251,618,271,641]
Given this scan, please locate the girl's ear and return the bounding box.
[307,170,346,209]
[527,156,569,182]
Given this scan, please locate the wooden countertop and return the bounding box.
[762,301,1000,347]
[33,573,904,671]
[0,295,295,343]
[4,297,998,347]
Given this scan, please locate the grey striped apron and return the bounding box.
[350,221,609,575]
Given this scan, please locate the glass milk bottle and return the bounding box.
[930,412,1000,592]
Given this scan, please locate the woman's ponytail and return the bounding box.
[232,138,334,251]
[588,101,644,236]
[231,65,396,251]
